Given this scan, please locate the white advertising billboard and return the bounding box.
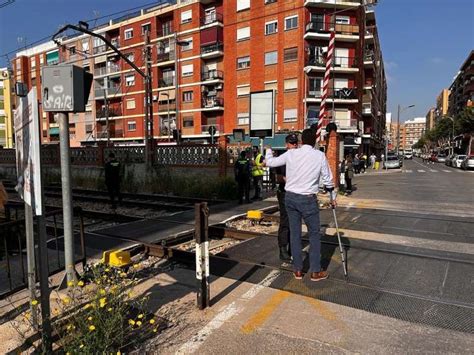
[249,90,274,138]
[14,88,43,215]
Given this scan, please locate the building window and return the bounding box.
[264,81,278,92]
[183,116,194,127]
[128,121,137,131]
[39,55,44,65]
[237,27,250,41]
[284,15,298,30]
[284,78,298,91]
[309,77,322,97]
[335,16,350,25]
[30,57,36,68]
[125,53,134,62]
[82,39,89,53]
[284,109,297,122]
[125,74,135,86]
[85,124,93,134]
[183,91,194,102]
[182,64,193,77]
[265,0,277,4]
[265,21,278,35]
[181,10,192,24]
[69,46,76,55]
[237,0,250,11]
[237,112,249,125]
[237,85,250,97]
[126,98,136,109]
[142,23,151,35]
[237,56,250,69]
[265,51,278,65]
[181,38,193,51]
[284,47,298,62]
[124,29,133,40]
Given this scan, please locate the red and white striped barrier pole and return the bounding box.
[316,30,336,142]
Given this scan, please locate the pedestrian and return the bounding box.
[339,159,346,191]
[344,155,354,195]
[370,153,376,169]
[361,154,367,173]
[251,146,265,200]
[264,129,336,282]
[0,181,8,215]
[354,154,361,174]
[104,153,122,209]
[234,150,251,205]
[275,133,298,262]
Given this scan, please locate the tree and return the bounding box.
[454,107,474,134]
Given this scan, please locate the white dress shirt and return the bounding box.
[265,145,334,195]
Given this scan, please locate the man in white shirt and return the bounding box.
[265,129,336,281]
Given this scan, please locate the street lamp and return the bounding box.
[173,35,190,144]
[397,104,415,155]
[445,116,455,155]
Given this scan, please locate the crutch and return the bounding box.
[328,189,348,278]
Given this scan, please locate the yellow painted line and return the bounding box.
[241,290,291,334]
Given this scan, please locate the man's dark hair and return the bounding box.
[240,151,247,158]
[109,152,115,159]
[301,129,316,147]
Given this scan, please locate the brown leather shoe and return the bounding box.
[294,271,303,280]
[310,271,328,282]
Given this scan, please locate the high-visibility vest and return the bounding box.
[252,153,264,177]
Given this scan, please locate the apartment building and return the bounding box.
[401,117,425,150]
[434,88,450,124]
[448,50,474,117]
[0,68,14,148]
[425,107,435,131]
[11,0,386,153]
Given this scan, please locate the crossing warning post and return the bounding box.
[195,202,210,310]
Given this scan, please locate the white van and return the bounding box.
[403,149,413,159]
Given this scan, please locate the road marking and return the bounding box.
[417,169,425,173]
[405,169,413,173]
[430,169,438,172]
[241,290,291,334]
[176,270,280,354]
[442,170,451,173]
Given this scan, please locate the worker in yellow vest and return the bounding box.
[251,146,265,200]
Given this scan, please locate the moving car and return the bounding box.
[384,155,401,169]
[452,154,466,168]
[461,156,474,170]
[436,154,447,163]
[403,149,413,159]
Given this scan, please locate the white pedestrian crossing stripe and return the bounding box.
[418,169,425,172]
[442,170,451,173]
[405,169,413,173]
[430,169,438,172]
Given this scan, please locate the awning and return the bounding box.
[49,127,60,135]
[46,50,59,64]
[158,89,175,101]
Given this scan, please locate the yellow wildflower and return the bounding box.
[88,316,93,321]
[117,352,121,355]
[67,281,74,287]
[137,314,144,319]
[120,272,127,277]
[62,297,71,304]
[153,328,158,333]
[31,300,38,306]
[128,319,135,326]
[107,307,113,312]
[105,268,110,272]
[99,289,106,295]
[79,344,84,349]
[133,264,140,269]
[89,325,96,331]
[149,319,155,325]
[99,298,107,308]
[67,324,73,331]
[83,303,91,310]
[77,280,84,287]
[136,321,142,327]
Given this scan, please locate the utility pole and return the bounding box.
[104,88,110,146]
[144,30,154,163]
[397,104,400,155]
[174,32,180,144]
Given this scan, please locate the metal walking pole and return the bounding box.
[329,190,348,278]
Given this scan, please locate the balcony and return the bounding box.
[201,123,222,135]
[306,87,358,103]
[306,56,359,73]
[201,13,223,26]
[321,117,358,132]
[202,70,224,81]
[93,45,107,55]
[305,21,359,42]
[159,78,175,88]
[110,38,120,48]
[201,42,224,58]
[94,86,122,98]
[157,51,175,64]
[96,107,123,119]
[365,26,375,42]
[157,25,174,38]
[157,102,177,113]
[362,103,372,115]
[304,0,362,8]
[94,66,107,76]
[202,97,224,109]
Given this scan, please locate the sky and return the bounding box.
[0,0,473,122]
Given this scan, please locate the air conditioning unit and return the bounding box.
[201,86,208,92]
[152,95,158,101]
[216,84,223,90]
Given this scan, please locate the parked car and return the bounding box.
[436,154,447,163]
[384,156,401,169]
[445,154,455,166]
[461,156,474,170]
[453,154,466,168]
